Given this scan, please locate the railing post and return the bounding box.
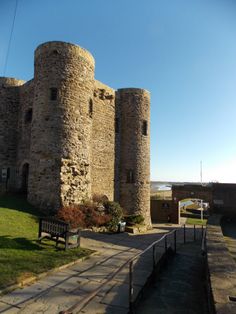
[184,224,186,244]
[129,261,134,313]
[153,244,156,271]
[194,224,196,241]
[165,235,167,253]
[174,230,177,253]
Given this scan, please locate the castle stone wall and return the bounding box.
[0,41,151,226]
[17,80,34,189]
[91,80,116,200]
[0,78,25,189]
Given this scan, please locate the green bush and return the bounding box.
[124,214,144,226]
[103,201,124,232]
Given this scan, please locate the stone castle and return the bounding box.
[0,41,151,226]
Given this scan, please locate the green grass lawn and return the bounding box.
[0,195,92,290]
[186,217,207,226]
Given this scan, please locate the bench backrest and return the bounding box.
[39,218,69,236]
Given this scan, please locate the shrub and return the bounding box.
[57,205,86,229]
[57,202,111,229]
[124,214,144,226]
[57,200,124,232]
[92,194,109,204]
[79,201,111,228]
[103,201,124,231]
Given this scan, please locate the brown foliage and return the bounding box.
[57,205,86,229]
[57,202,111,229]
[92,194,109,204]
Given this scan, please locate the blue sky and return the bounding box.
[1,0,236,183]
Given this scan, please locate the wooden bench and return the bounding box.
[38,217,80,250]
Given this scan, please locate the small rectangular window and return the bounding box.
[115,118,119,133]
[126,170,134,183]
[50,88,58,101]
[142,120,148,136]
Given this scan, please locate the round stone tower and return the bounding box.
[117,88,151,227]
[28,41,95,210]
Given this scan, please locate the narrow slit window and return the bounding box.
[142,120,148,136]
[25,109,32,124]
[7,168,10,179]
[89,99,93,117]
[50,88,58,101]
[115,118,119,133]
[126,170,134,183]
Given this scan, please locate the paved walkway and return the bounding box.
[135,241,208,314]
[0,224,201,314]
[221,218,236,262]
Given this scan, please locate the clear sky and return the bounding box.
[1,0,236,183]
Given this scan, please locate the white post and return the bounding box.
[178,201,181,225]
[201,199,203,221]
[200,160,202,185]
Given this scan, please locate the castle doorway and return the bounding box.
[21,163,29,194]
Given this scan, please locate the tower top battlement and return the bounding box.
[34,41,95,67]
[0,77,25,87]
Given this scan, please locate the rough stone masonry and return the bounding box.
[0,41,151,226]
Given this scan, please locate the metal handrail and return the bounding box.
[201,227,207,254]
[59,224,204,314]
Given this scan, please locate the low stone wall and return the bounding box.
[206,214,236,313]
[150,199,179,224]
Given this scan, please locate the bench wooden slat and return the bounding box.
[38,217,80,250]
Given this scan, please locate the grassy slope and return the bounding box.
[0,195,91,289]
[186,217,207,226]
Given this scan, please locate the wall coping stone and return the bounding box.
[207,214,236,313]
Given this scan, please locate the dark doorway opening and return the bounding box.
[21,163,29,194]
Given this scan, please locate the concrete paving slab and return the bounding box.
[0,282,51,307]
[80,296,126,314]
[101,282,140,309]
[0,302,20,314]
[69,255,104,272]
[53,275,89,293]
[0,226,178,313]
[19,287,86,314]
[100,256,130,267]
[78,264,117,282]
[38,269,79,287]
[73,280,115,298]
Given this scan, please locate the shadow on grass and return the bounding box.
[0,193,45,220]
[0,235,43,250]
